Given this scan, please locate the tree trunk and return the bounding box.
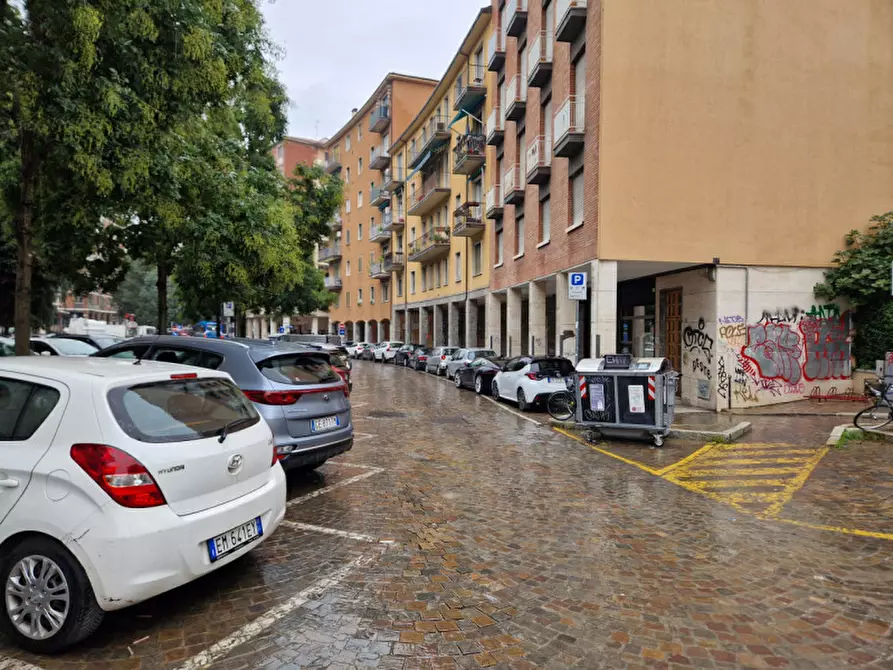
[156,259,169,332]
[14,128,37,356]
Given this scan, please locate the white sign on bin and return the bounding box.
[568,272,588,301]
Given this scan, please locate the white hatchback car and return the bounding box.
[373,341,404,363]
[0,357,286,653]
[491,356,576,412]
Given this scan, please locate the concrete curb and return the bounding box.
[725,411,860,418]
[828,423,893,446]
[548,419,752,443]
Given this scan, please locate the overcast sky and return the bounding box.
[261,1,488,140]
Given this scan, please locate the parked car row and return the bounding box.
[0,335,356,653]
[356,342,575,413]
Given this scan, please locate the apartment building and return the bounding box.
[389,8,494,347]
[483,0,893,409]
[247,136,325,339]
[321,73,438,343]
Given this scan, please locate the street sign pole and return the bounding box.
[568,272,588,364]
[575,300,582,364]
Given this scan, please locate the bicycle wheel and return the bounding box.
[547,391,576,421]
[854,404,893,431]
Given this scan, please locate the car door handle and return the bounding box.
[0,478,19,489]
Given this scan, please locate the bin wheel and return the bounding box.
[653,435,664,448]
[587,430,601,443]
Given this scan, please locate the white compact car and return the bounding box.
[491,356,576,412]
[373,341,404,363]
[0,357,286,653]
[351,342,370,359]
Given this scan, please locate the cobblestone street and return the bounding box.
[1,362,891,670]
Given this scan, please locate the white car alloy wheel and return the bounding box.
[6,555,70,640]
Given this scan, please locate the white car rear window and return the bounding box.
[108,378,259,443]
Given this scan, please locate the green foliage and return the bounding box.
[837,428,886,449]
[850,300,893,368]
[112,260,184,328]
[0,230,57,329]
[815,212,893,307]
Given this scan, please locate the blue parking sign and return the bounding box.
[568,272,588,300]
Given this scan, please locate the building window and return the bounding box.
[358,224,363,240]
[496,229,504,265]
[358,288,363,304]
[455,252,461,282]
[410,271,416,294]
[346,135,351,152]
[358,125,363,141]
[384,284,390,303]
[442,258,448,285]
[515,215,525,256]
[540,197,551,244]
[346,260,351,276]
[358,157,363,174]
[346,167,350,183]
[370,286,376,304]
[358,257,363,273]
[396,233,403,248]
[435,263,441,288]
[346,291,351,307]
[422,268,427,292]
[397,275,403,297]
[473,241,483,276]
[346,199,351,214]
[571,169,584,228]
[358,190,363,208]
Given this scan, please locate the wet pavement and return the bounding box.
[1,361,892,669]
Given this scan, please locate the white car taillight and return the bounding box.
[70,444,166,508]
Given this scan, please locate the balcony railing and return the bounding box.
[527,31,554,87]
[505,74,527,122]
[324,276,343,291]
[409,115,450,168]
[487,30,505,72]
[452,133,486,175]
[503,165,525,206]
[454,64,487,112]
[370,223,391,243]
[383,251,404,272]
[408,226,451,263]
[370,261,390,280]
[486,185,503,219]
[505,0,528,37]
[556,0,587,43]
[329,212,343,231]
[370,142,390,171]
[554,96,585,157]
[408,172,451,217]
[382,167,405,191]
[486,106,505,146]
[318,243,343,263]
[370,185,391,208]
[325,152,342,174]
[525,135,553,185]
[453,202,485,237]
[382,207,405,232]
[369,99,391,133]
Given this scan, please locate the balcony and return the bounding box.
[408,173,451,217]
[383,251,404,272]
[325,153,342,174]
[486,186,504,219]
[452,133,486,175]
[408,227,451,263]
[329,212,343,231]
[556,0,587,43]
[370,143,390,171]
[486,106,504,146]
[319,243,343,263]
[487,30,505,72]
[409,115,451,169]
[553,96,585,158]
[504,0,528,37]
[503,165,525,206]
[454,64,487,113]
[525,135,552,185]
[505,75,527,122]
[527,31,553,88]
[324,276,343,291]
[371,185,391,208]
[382,207,405,232]
[382,168,404,192]
[453,202,485,237]
[370,261,390,280]
[370,223,391,243]
[369,99,391,133]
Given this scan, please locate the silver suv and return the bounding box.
[95,336,353,470]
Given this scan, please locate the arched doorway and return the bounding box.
[368,319,379,343]
[380,319,391,341]
[343,321,353,342]
[357,321,366,342]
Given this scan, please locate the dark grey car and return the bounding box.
[94,336,353,470]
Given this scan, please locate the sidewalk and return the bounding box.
[724,398,870,417]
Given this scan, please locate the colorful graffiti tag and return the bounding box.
[800,317,850,381]
[741,323,803,384]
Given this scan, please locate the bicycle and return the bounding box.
[546,378,577,421]
[853,378,893,431]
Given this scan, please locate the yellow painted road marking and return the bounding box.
[773,517,893,542]
[760,447,828,518]
[677,467,806,478]
[711,448,821,457]
[694,479,792,489]
[690,457,816,466]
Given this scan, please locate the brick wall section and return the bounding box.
[491,0,600,291]
[281,139,321,176]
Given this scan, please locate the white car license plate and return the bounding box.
[311,415,341,433]
[208,517,263,562]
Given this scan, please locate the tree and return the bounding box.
[112,260,183,329]
[815,212,893,366]
[1,0,285,354]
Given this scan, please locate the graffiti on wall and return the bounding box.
[691,358,712,380]
[800,317,849,381]
[741,322,803,384]
[683,319,714,362]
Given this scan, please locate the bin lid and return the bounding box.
[630,358,670,372]
[576,358,604,373]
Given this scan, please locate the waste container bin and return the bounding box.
[574,354,677,447]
